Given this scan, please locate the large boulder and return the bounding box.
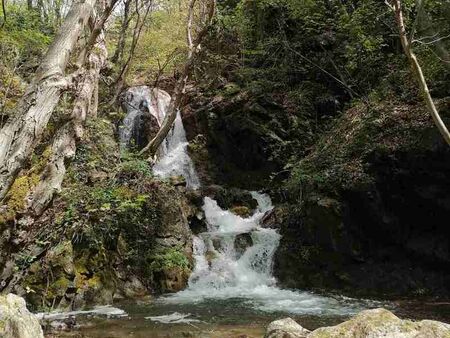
[0,294,44,338]
[309,308,450,338]
[264,318,310,338]
[265,309,450,338]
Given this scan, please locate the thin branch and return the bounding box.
[413,33,450,45]
[1,0,6,28]
[139,0,216,157]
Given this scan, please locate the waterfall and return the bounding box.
[187,192,280,291]
[120,86,170,148]
[152,111,200,189]
[120,86,200,188]
[121,86,362,316]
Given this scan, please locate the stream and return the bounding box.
[41,87,450,337]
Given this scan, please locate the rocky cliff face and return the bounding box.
[184,84,450,297]
[5,118,195,311]
[275,99,450,297]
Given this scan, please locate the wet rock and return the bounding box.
[230,206,251,218]
[205,250,218,264]
[234,233,253,258]
[155,267,190,293]
[203,185,258,211]
[261,207,286,229]
[308,308,450,337]
[212,237,223,252]
[122,276,148,298]
[0,294,44,338]
[189,213,207,235]
[265,318,310,338]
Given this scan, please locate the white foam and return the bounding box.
[36,305,127,321]
[145,312,201,324]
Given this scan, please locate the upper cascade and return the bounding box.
[120,85,200,189]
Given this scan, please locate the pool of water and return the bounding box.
[41,293,450,338]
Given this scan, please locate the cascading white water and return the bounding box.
[164,193,362,315]
[152,111,200,189]
[186,192,280,291]
[120,86,200,188]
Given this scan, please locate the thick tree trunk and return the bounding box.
[0,0,97,201]
[389,0,450,146]
[28,36,108,216]
[139,0,216,157]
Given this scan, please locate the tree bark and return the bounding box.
[139,0,216,158]
[28,35,108,216]
[0,0,97,201]
[389,0,450,146]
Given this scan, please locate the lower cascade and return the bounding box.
[164,193,361,315]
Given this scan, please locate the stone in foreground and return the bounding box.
[266,308,450,338]
[0,293,44,338]
[265,317,310,338]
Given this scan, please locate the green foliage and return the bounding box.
[148,248,191,272]
[0,5,52,73]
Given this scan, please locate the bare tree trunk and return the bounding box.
[0,3,109,293]
[139,0,216,158]
[388,0,450,145]
[111,0,132,64]
[0,0,97,201]
[28,35,108,216]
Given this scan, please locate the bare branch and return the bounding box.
[139,0,216,158]
[387,0,450,146]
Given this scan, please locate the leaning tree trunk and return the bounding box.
[28,36,108,217]
[0,4,110,293]
[0,0,97,201]
[389,0,450,146]
[139,0,216,158]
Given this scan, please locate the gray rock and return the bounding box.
[0,293,44,338]
[265,318,310,338]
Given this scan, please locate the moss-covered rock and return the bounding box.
[11,118,195,311]
[309,308,450,338]
[265,309,450,338]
